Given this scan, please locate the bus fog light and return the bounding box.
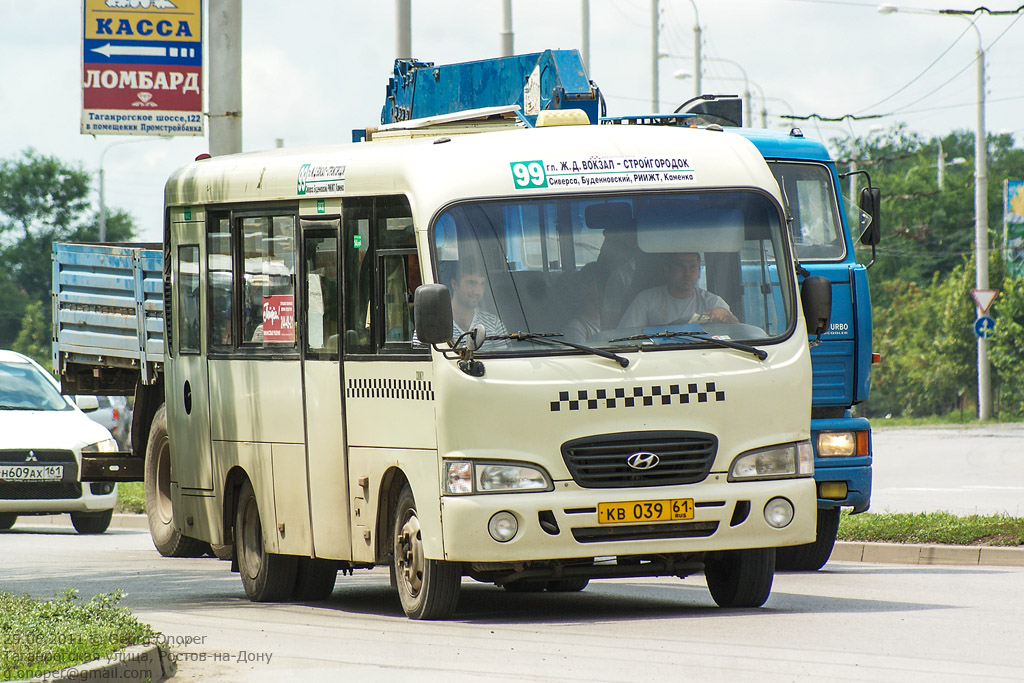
[488,511,519,542]
[764,497,795,529]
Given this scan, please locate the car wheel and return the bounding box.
[705,547,775,608]
[71,509,112,534]
[0,513,17,530]
[393,484,460,619]
[547,577,590,592]
[235,479,297,602]
[144,404,208,557]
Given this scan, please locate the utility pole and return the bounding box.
[396,0,411,59]
[581,0,590,74]
[500,0,514,57]
[974,38,991,419]
[208,0,242,157]
[650,0,659,112]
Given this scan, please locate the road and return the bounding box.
[871,424,1024,516]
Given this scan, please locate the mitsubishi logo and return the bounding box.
[26,451,38,462]
[626,451,660,470]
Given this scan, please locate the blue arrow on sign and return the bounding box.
[974,316,996,339]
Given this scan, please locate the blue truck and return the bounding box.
[379,51,879,569]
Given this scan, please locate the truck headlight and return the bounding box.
[444,460,552,494]
[817,431,869,457]
[728,441,814,481]
[82,438,118,454]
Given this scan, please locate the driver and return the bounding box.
[618,252,738,327]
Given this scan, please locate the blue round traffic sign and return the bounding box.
[974,316,996,339]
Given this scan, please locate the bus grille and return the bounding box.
[571,520,719,543]
[561,431,717,488]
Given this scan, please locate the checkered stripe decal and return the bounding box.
[550,383,725,412]
[347,378,435,401]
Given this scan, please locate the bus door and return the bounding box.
[167,211,214,493]
[299,218,351,559]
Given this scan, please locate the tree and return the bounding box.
[0,149,136,348]
[13,300,50,367]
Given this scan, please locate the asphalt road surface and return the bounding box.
[871,424,1024,516]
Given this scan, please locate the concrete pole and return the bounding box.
[581,0,590,74]
[690,1,701,98]
[651,0,659,112]
[500,0,514,57]
[208,0,242,156]
[974,43,991,419]
[396,0,412,59]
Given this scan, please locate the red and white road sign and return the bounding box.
[970,289,999,314]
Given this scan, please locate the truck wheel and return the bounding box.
[0,513,16,530]
[393,484,460,619]
[71,510,112,534]
[547,578,590,592]
[144,404,208,557]
[235,479,297,602]
[776,508,841,571]
[291,558,338,601]
[705,547,775,608]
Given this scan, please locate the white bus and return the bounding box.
[161,110,825,619]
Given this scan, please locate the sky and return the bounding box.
[2,0,1022,243]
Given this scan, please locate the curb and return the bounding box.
[25,644,175,683]
[833,541,1024,567]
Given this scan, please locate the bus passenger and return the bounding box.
[618,252,738,327]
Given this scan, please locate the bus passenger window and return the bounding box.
[207,217,233,349]
[177,245,201,354]
[383,254,420,343]
[242,215,297,348]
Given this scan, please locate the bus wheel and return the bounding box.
[235,479,297,602]
[144,404,208,558]
[776,508,840,571]
[705,547,775,608]
[393,484,460,619]
[0,513,16,530]
[291,558,338,602]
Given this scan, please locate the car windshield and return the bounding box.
[430,190,796,355]
[0,360,72,411]
[769,161,847,261]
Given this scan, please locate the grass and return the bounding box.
[0,590,155,681]
[115,481,145,514]
[839,510,1024,546]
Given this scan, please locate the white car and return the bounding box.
[0,350,118,534]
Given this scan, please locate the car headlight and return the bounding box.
[728,441,814,481]
[82,438,119,454]
[444,460,552,494]
[817,430,869,457]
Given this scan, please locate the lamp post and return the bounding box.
[652,0,702,111]
[98,137,170,242]
[876,4,1023,419]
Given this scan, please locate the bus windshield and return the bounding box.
[768,161,846,261]
[431,190,795,355]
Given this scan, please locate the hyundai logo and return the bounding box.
[626,451,660,470]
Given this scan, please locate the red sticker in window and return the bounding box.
[262,295,295,343]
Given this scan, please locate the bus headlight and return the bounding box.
[728,441,814,481]
[443,461,552,494]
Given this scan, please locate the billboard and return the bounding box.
[1005,180,1024,278]
[81,0,203,137]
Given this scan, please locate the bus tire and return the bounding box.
[235,479,297,602]
[776,508,841,571]
[705,547,775,608]
[144,404,208,558]
[291,558,338,602]
[393,484,460,619]
[0,513,16,530]
[71,510,112,534]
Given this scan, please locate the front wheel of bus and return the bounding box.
[235,479,297,602]
[704,547,775,608]
[145,404,208,558]
[393,485,460,620]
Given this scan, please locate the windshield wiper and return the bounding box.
[609,330,768,361]
[493,332,630,368]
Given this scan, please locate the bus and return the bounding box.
[160,109,825,619]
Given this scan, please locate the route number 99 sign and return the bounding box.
[510,160,548,189]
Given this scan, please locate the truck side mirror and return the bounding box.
[801,276,832,337]
[859,187,882,246]
[413,284,453,345]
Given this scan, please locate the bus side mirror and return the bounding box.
[801,276,832,337]
[414,284,453,345]
[859,187,882,246]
